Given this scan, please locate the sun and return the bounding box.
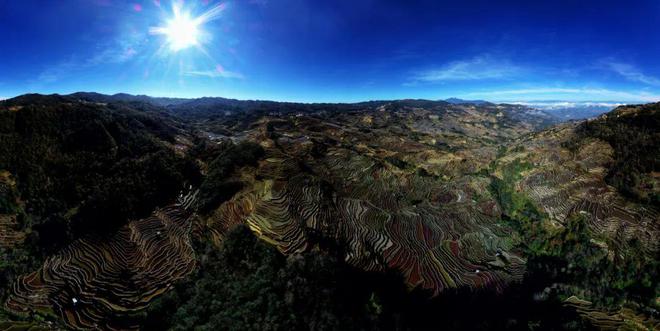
[162,13,200,51]
[150,2,226,53]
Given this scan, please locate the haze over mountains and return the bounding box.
[0,94,635,122]
[444,98,623,120]
[7,92,622,122]
[511,101,626,120]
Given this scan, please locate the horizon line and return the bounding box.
[1,91,656,106]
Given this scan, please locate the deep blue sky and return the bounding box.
[1,0,659,102]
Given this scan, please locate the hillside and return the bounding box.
[0,94,657,330]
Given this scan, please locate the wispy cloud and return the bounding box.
[602,61,660,86]
[412,55,522,82]
[37,60,76,83]
[36,42,141,83]
[463,87,660,102]
[183,65,244,79]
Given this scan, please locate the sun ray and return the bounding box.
[195,3,226,25]
[150,1,225,52]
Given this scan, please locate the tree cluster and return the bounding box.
[0,97,200,253]
[571,104,660,205]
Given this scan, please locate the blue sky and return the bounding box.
[1,0,660,102]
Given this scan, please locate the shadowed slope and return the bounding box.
[5,193,198,330]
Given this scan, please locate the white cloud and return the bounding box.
[603,61,660,86]
[36,51,132,83]
[35,39,142,83]
[462,87,660,102]
[183,68,244,79]
[413,55,522,82]
[37,60,76,83]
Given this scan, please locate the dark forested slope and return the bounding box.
[567,103,660,204]
[0,94,200,258]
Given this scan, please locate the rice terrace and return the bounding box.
[0,1,658,330]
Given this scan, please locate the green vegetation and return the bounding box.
[142,225,389,330]
[0,174,40,307]
[71,149,199,236]
[566,104,660,204]
[0,181,17,214]
[0,246,40,303]
[196,141,265,213]
[0,98,200,255]
[1,95,657,330]
[490,160,537,220]
[490,159,659,310]
[384,156,410,170]
[143,225,593,331]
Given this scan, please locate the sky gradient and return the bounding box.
[1,0,660,103]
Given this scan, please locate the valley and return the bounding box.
[0,94,657,330]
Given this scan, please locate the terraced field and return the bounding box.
[499,124,658,255]
[0,172,24,249]
[202,105,536,295]
[490,113,659,329]
[0,215,24,249]
[1,95,657,330]
[199,102,658,328]
[4,193,198,330]
[564,296,659,330]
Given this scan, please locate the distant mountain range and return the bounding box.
[510,101,630,120]
[444,97,490,105]
[3,92,633,120]
[3,92,637,123]
[443,98,634,120]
